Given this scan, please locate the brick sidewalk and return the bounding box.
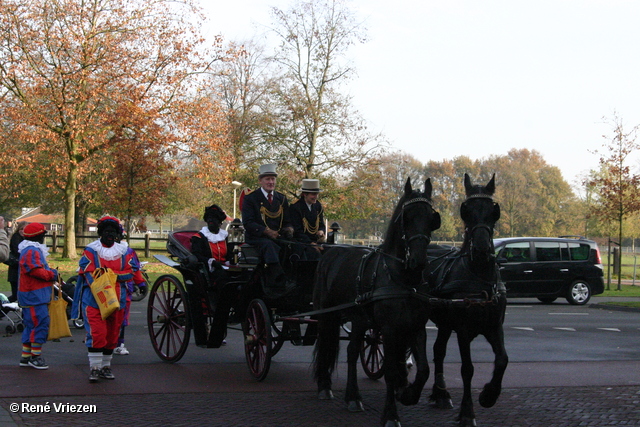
[2,385,640,426]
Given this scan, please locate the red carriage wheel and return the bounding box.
[360,328,385,380]
[242,299,272,381]
[270,321,285,357]
[147,275,191,363]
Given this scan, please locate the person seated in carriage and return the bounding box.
[289,179,326,261]
[241,163,294,292]
[190,204,230,285]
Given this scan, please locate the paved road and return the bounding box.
[0,299,638,426]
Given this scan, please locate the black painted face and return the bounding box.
[100,226,119,247]
[206,218,221,234]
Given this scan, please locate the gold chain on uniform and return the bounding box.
[260,205,284,231]
[302,206,323,235]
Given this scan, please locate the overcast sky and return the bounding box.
[203,0,640,186]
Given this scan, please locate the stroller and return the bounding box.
[59,278,84,329]
[0,293,23,334]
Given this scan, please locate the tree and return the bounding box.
[265,0,384,179]
[485,149,575,238]
[587,114,640,290]
[0,0,231,257]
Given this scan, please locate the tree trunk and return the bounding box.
[618,212,623,291]
[63,163,78,259]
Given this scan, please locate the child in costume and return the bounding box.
[18,223,58,370]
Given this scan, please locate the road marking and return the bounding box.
[597,328,621,332]
[512,327,535,331]
[553,327,576,331]
[548,312,589,315]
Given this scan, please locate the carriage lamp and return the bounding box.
[232,181,242,219]
[228,218,245,264]
[327,222,342,244]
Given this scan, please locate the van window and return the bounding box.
[568,242,590,261]
[500,242,531,262]
[534,241,562,261]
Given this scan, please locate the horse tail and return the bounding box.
[312,311,342,383]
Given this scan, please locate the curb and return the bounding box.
[589,303,640,313]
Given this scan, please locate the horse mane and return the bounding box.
[381,192,408,254]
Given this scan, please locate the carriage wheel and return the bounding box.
[270,321,285,357]
[360,328,385,380]
[242,299,272,381]
[147,274,191,363]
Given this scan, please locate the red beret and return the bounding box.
[23,223,46,238]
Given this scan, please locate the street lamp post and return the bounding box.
[232,181,242,219]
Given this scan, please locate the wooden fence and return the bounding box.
[47,231,168,258]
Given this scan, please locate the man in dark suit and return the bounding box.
[290,179,326,260]
[241,164,293,289]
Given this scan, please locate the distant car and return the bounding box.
[494,236,605,305]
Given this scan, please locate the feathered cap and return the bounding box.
[97,216,121,236]
[23,223,46,238]
[203,205,227,223]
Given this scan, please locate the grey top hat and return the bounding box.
[299,179,322,193]
[258,163,278,178]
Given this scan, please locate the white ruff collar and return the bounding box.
[18,241,50,258]
[200,226,228,243]
[87,239,129,261]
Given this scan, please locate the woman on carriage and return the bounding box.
[190,204,230,284]
[289,179,326,260]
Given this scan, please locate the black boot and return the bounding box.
[264,263,289,298]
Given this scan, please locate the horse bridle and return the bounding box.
[463,194,496,262]
[399,196,434,265]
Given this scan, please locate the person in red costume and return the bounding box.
[17,223,58,370]
[74,216,140,383]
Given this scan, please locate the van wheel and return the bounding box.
[538,297,557,304]
[566,280,591,305]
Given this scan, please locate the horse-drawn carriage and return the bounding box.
[147,226,384,381]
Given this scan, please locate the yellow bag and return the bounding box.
[90,268,120,320]
[47,280,72,341]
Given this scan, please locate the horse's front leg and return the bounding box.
[345,319,366,412]
[430,324,453,409]
[479,324,508,408]
[380,330,402,427]
[398,327,429,406]
[456,329,476,427]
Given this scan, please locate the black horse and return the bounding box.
[313,178,441,427]
[427,173,508,427]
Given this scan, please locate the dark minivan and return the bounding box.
[494,236,605,305]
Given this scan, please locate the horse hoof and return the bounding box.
[384,420,401,427]
[479,384,501,408]
[430,398,453,409]
[318,389,334,400]
[457,416,477,427]
[347,400,364,412]
[398,388,420,406]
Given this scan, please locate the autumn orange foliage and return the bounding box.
[0,0,235,257]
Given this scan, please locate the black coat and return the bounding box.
[290,198,325,243]
[7,231,23,283]
[241,188,292,239]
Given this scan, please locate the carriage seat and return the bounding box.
[238,244,260,265]
[166,231,200,265]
